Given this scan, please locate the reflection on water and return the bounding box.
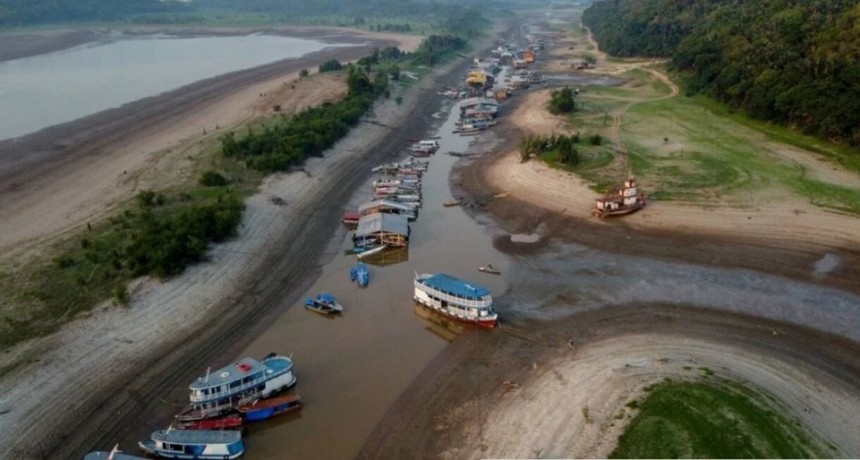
[361,246,410,267]
[413,303,468,342]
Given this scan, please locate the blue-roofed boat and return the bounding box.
[138,429,244,459]
[176,353,296,422]
[413,273,497,327]
[84,445,147,460]
[350,262,370,287]
[238,393,303,422]
[304,293,343,315]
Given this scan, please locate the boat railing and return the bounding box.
[190,377,266,403]
[417,283,492,309]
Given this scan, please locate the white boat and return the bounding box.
[413,273,497,327]
[138,429,244,459]
[357,245,387,259]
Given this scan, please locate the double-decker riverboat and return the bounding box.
[413,273,497,327]
[138,429,244,459]
[176,353,296,421]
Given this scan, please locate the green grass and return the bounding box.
[611,380,831,459]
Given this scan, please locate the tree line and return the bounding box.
[583,0,860,146]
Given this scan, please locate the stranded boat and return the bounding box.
[176,415,243,431]
[478,264,501,275]
[413,273,497,327]
[238,394,303,422]
[592,175,647,219]
[84,446,147,460]
[176,354,296,421]
[138,429,244,459]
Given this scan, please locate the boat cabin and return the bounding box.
[355,213,409,248]
[359,199,416,218]
[139,429,244,460]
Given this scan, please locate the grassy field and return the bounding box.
[551,68,860,212]
[611,379,831,458]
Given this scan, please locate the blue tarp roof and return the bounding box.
[422,273,490,298]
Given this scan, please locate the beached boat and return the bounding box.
[591,175,646,219]
[478,264,501,275]
[350,262,370,287]
[342,212,360,229]
[84,446,147,460]
[356,244,387,259]
[443,200,462,207]
[176,415,243,431]
[138,429,244,459]
[305,293,343,315]
[176,354,296,422]
[238,394,303,422]
[414,273,498,327]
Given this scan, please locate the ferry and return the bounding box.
[176,353,296,421]
[138,429,244,459]
[413,273,498,327]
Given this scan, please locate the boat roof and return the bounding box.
[190,358,265,390]
[358,199,413,213]
[152,429,241,444]
[84,452,147,460]
[420,273,491,298]
[356,213,409,237]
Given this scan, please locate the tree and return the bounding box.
[548,86,576,115]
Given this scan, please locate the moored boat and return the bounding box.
[350,262,370,287]
[176,415,243,430]
[305,293,343,315]
[478,264,501,275]
[413,273,497,327]
[177,354,296,422]
[138,429,244,459]
[238,394,303,422]
[443,200,462,207]
[356,244,387,259]
[84,446,147,460]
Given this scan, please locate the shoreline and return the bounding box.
[0,24,497,460]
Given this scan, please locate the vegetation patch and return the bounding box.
[611,380,831,459]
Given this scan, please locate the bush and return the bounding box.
[548,86,576,115]
[319,59,343,72]
[200,170,229,187]
[590,134,603,145]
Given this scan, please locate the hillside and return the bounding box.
[583,0,860,147]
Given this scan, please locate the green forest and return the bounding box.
[583,0,860,147]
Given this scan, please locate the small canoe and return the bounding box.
[350,262,370,287]
[177,415,243,430]
[478,265,501,275]
[357,245,387,259]
[443,200,462,207]
[239,394,303,422]
[305,294,343,315]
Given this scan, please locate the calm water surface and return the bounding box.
[236,102,509,459]
[0,34,348,140]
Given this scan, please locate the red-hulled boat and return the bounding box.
[342,212,360,229]
[176,415,243,430]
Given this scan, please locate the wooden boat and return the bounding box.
[443,200,462,207]
[414,273,497,327]
[138,429,244,459]
[478,264,501,275]
[350,262,370,287]
[305,293,343,315]
[342,212,360,229]
[177,415,243,430]
[85,445,147,460]
[356,244,387,259]
[238,394,303,422]
[176,354,296,422]
[592,175,647,219]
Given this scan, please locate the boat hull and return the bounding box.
[177,415,243,430]
[239,395,303,422]
[413,299,497,328]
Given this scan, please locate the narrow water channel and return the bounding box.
[234,100,509,459]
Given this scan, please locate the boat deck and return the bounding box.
[152,429,241,444]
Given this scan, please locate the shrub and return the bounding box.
[200,170,229,187]
[590,134,603,145]
[548,86,576,115]
[319,59,343,72]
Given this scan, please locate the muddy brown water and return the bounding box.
[234,101,510,459]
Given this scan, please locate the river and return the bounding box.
[0,33,349,140]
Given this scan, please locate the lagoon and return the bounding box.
[0,33,348,140]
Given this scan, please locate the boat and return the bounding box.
[356,244,387,259]
[238,394,303,422]
[84,445,147,460]
[304,293,343,315]
[478,264,501,275]
[138,429,244,459]
[176,354,296,422]
[413,273,498,327]
[350,262,370,287]
[176,415,243,430]
[342,212,360,229]
[443,200,462,207]
[591,174,647,219]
